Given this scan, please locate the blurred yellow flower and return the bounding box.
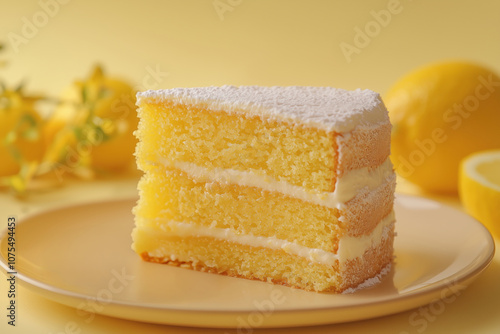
[42,65,138,179]
[0,85,45,193]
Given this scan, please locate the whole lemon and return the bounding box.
[385,61,500,193]
[43,66,137,174]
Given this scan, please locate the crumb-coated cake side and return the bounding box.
[132,86,396,293]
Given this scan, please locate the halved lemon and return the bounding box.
[459,150,500,239]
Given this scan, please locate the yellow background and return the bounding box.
[1,0,500,333]
[3,0,500,97]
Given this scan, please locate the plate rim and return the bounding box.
[0,193,495,327]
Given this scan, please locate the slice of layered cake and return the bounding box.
[132,86,396,293]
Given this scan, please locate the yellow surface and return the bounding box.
[1,0,500,333]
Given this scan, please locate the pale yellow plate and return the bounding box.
[0,194,494,328]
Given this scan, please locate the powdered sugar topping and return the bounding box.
[342,262,393,294]
[137,86,388,132]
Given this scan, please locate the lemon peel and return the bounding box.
[459,150,500,239]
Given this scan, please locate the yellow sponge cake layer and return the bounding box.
[133,224,395,293]
[137,102,337,192]
[135,166,342,251]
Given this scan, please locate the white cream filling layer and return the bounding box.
[157,157,394,209]
[146,211,395,266]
